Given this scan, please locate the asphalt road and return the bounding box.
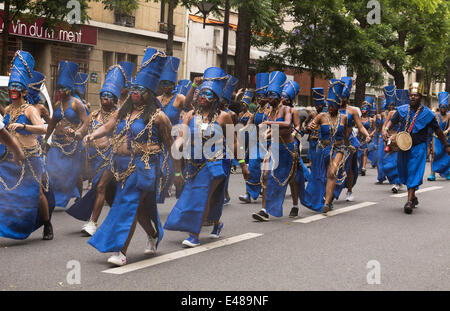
[1,163,449,291]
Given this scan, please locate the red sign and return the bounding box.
[0,10,97,46]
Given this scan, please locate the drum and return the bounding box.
[387,131,412,153]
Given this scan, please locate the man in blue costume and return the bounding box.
[427,91,449,181]
[383,83,450,214]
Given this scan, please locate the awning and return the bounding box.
[216,44,269,60]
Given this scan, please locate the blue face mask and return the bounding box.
[268,91,280,99]
[130,85,146,94]
[199,89,214,101]
[8,82,25,92]
[160,80,175,88]
[101,92,114,99]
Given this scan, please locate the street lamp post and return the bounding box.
[197,1,216,29]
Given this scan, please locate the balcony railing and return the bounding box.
[114,12,136,28]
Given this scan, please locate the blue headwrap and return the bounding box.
[362,96,374,111]
[100,65,127,100]
[267,71,287,97]
[118,61,135,88]
[282,80,300,101]
[75,72,88,97]
[327,79,344,108]
[27,71,45,104]
[242,89,253,107]
[200,67,228,99]
[9,50,35,91]
[383,85,396,107]
[312,87,326,107]
[160,56,180,84]
[57,60,79,92]
[222,75,239,104]
[135,47,168,94]
[340,77,353,99]
[255,72,270,95]
[438,91,449,109]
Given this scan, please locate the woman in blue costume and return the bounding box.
[165,67,250,247]
[66,64,128,236]
[239,73,270,203]
[305,88,327,164]
[358,97,376,176]
[368,102,379,168]
[43,61,89,208]
[333,77,371,202]
[383,82,450,214]
[279,80,308,218]
[380,85,403,193]
[376,99,388,184]
[303,80,349,213]
[157,56,193,203]
[427,92,450,181]
[0,51,55,241]
[85,48,178,266]
[251,71,298,222]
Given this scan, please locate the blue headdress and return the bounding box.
[9,50,35,91]
[160,56,180,84]
[222,75,239,104]
[118,61,135,88]
[327,79,344,108]
[242,89,253,107]
[75,72,88,97]
[340,77,353,99]
[267,71,287,97]
[282,80,300,101]
[362,96,374,111]
[27,71,45,104]
[255,72,270,96]
[312,87,326,107]
[100,65,127,100]
[383,85,396,107]
[438,91,449,109]
[200,67,228,99]
[57,60,79,92]
[135,47,168,94]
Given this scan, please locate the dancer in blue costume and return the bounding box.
[305,88,327,163]
[66,64,128,236]
[43,61,89,208]
[333,77,371,202]
[165,67,249,247]
[239,73,270,203]
[0,51,54,240]
[251,71,298,222]
[368,101,379,168]
[304,80,350,213]
[375,100,388,184]
[383,82,450,214]
[358,97,376,176]
[279,80,308,218]
[157,56,193,202]
[380,85,403,193]
[86,48,178,266]
[427,92,450,181]
[219,74,239,205]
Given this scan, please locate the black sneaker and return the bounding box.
[43,222,53,240]
[252,210,269,222]
[404,202,413,215]
[322,204,331,214]
[360,169,366,176]
[289,207,299,218]
[412,196,418,208]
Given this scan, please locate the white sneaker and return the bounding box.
[391,185,399,193]
[107,252,126,266]
[145,235,158,255]
[345,191,354,202]
[81,220,97,236]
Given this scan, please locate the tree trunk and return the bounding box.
[393,70,405,90]
[235,4,251,89]
[424,71,432,107]
[309,71,315,106]
[1,0,11,75]
[221,0,230,71]
[354,75,367,108]
[166,0,175,56]
[446,59,450,93]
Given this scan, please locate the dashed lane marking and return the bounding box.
[102,232,264,275]
[390,186,443,198]
[294,202,377,224]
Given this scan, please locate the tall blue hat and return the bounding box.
[9,50,35,91]
[173,79,192,96]
[200,67,228,99]
[255,72,270,95]
[267,71,287,97]
[327,78,344,108]
[222,75,239,103]
[396,89,409,107]
[242,89,253,107]
[28,71,45,104]
[438,91,449,108]
[362,96,374,109]
[118,61,135,88]
[340,77,353,99]
[57,60,79,92]
[383,85,396,107]
[160,56,180,84]
[312,87,326,107]
[282,80,300,101]
[100,65,127,100]
[74,72,88,97]
[381,98,387,111]
[135,47,168,94]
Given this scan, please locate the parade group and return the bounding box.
[0,48,449,267]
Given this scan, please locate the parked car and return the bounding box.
[0,75,53,119]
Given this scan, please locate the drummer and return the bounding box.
[382,82,450,215]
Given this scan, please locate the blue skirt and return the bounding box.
[47,138,83,207]
[164,159,226,235]
[265,141,296,218]
[333,134,359,199]
[398,142,427,190]
[377,137,387,182]
[0,151,55,240]
[245,136,268,200]
[368,134,379,166]
[66,147,112,221]
[88,154,164,253]
[432,137,450,176]
[380,145,400,185]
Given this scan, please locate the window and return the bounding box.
[127,54,138,76]
[114,11,135,28]
[159,2,170,33]
[103,51,114,74]
[116,53,126,64]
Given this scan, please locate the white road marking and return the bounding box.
[294,202,377,224]
[390,186,443,198]
[102,232,263,275]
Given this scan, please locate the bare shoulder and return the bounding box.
[218,110,233,124]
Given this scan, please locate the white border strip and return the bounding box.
[103,233,263,275]
[390,186,443,198]
[294,202,377,224]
